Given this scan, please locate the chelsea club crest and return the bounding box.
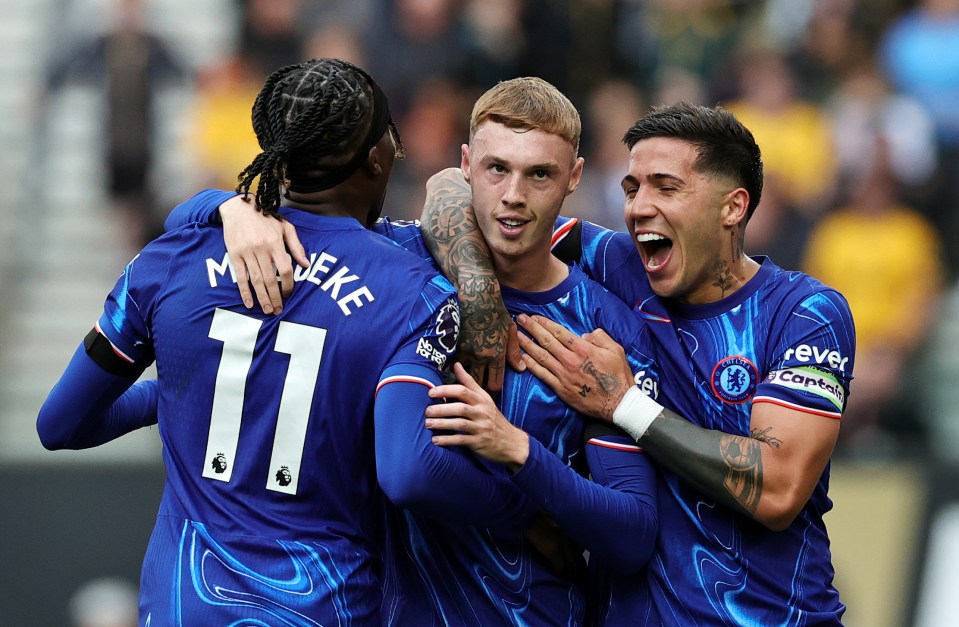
[710,356,758,404]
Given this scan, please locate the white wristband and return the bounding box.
[612,386,664,441]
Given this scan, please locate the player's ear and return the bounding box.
[365,145,383,177]
[460,144,471,182]
[721,187,749,227]
[567,157,585,196]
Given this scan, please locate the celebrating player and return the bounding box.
[513,102,853,624]
[37,58,473,624]
[165,76,661,626]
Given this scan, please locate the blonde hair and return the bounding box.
[469,77,581,153]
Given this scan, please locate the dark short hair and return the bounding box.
[623,102,763,222]
[236,58,402,217]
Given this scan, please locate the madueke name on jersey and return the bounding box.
[205,250,374,315]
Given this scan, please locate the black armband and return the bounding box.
[83,328,146,378]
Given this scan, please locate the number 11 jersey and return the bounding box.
[95,205,459,625]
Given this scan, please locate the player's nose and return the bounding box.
[501,173,527,207]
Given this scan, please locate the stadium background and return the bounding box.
[1,0,958,625]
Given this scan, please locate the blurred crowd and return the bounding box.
[43,0,959,462]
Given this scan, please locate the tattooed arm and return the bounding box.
[515,314,839,531]
[420,168,521,393]
[628,403,835,531]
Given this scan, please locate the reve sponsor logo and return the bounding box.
[782,343,849,372]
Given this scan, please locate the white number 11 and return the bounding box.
[202,308,327,495]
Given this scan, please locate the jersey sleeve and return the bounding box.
[163,188,237,231]
[37,344,158,450]
[552,217,643,304]
[372,219,435,263]
[754,289,856,419]
[375,364,536,531]
[38,238,174,450]
[510,420,658,574]
[95,240,175,369]
[374,275,536,531]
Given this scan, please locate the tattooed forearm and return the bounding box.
[634,410,800,528]
[450,238,507,356]
[420,169,511,375]
[422,170,476,253]
[458,280,510,357]
[720,434,763,513]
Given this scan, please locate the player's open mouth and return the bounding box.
[636,232,672,270]
[498,218,529,233]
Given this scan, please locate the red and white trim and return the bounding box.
[375,375,435,397]
[752,396,842,420]
[550,218,578,250]
[586,437,644,453]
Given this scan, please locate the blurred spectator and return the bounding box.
[365,0,472,117]
[917,278,959,463]
[827,63,938,203]
[879,0,959,276]
[879,0,959,149]
[723,47,838,216]
[461,0,525,88]
[801,139,946,459]
[744,173,814,271]
[581,0,659,98]
[68,577,137,627]
[238,0,305,77]
[516,0,574,94]
[185,53,263,191]
[758,0,817,53]
[44,0,189,253]
[303,21,368,68]
[768,0,895,102]
[652,65,709,106]
[566,79,646,230]
[644,0,751,98]
[383,77,471,221]
[300,0,373,34]
[566,0,623,102]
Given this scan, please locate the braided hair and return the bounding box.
[236,58,404,217]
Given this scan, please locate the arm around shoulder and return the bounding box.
[419,168,519,392]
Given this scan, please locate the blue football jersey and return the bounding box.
[162,191,659,624]
[97,203,458,625]
[556,217,853,626]
[379,265,659,627]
